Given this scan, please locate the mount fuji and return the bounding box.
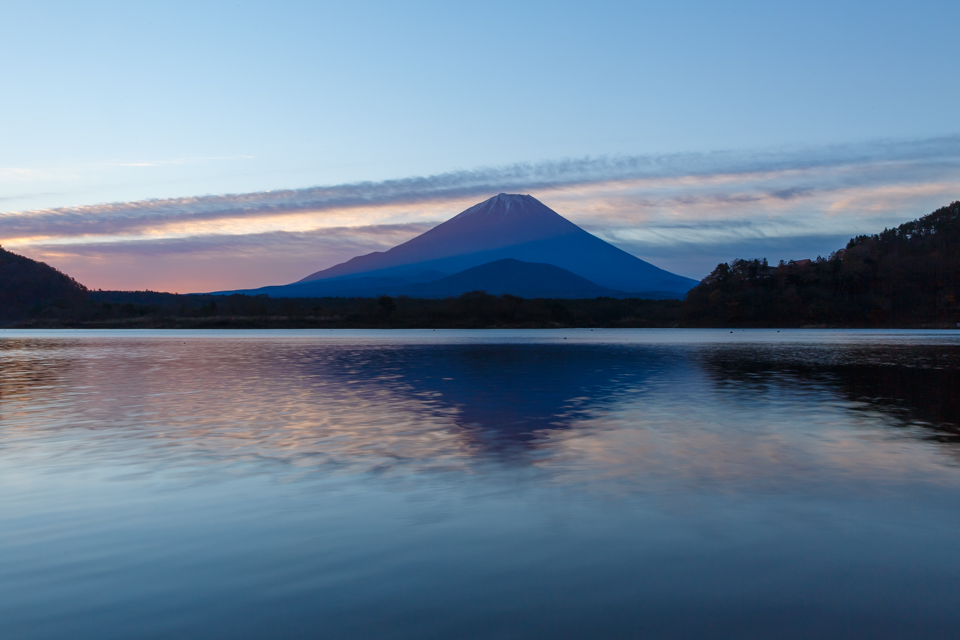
[221,194,698,299]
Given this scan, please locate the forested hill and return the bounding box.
[0,246,88,320]
[682,201,960,327]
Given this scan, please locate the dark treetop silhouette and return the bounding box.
[0,245,87,321]
[682,201,960,327]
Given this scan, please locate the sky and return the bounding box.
[2,0,958,293]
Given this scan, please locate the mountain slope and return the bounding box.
[231,258,686,300]
[299,194,581,282]
[0,246,88,320]
[291,193,697,295]
[396,259,623,298]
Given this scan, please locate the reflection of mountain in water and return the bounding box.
[308,341,960,455]
[307,344,682,451]
[699,345,960,443]
[7,336,959,474]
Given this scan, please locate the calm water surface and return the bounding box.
[1,329,959,639]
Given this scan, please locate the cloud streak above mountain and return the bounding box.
[3,136,959,292]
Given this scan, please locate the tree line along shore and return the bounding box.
[2,201,958,329]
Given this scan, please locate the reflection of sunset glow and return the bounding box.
[534,403,953,494]
[3,334,957,493]
[0,338,480,475]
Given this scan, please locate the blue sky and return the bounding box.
[2,0,958,291]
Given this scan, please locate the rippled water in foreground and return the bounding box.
[2,329,959,639]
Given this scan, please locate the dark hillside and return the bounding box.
[0,247,88,320]
[681,201,960,327]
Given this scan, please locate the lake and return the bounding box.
[1,329,959,639]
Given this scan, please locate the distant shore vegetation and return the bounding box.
[3,289,682,329]
[2,201,958,329]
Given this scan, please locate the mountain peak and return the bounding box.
[291,193,698,294]
[496,192,528,205]
[495,193,520,208]
[452,193,551,221]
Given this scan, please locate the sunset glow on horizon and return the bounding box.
[4,138,959,292]
[3,0,958,292]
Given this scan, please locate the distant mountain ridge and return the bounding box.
[224,193,698,299]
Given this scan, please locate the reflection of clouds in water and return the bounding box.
[0,338,478,477]
[1,334,959,490]
[527,342,960,492]
[537,391,955,497]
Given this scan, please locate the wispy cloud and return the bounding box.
[23,224,435,294]
[28,223,433,258]
[4,136,958,290]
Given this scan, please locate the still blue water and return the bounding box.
[1,329,959,639]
